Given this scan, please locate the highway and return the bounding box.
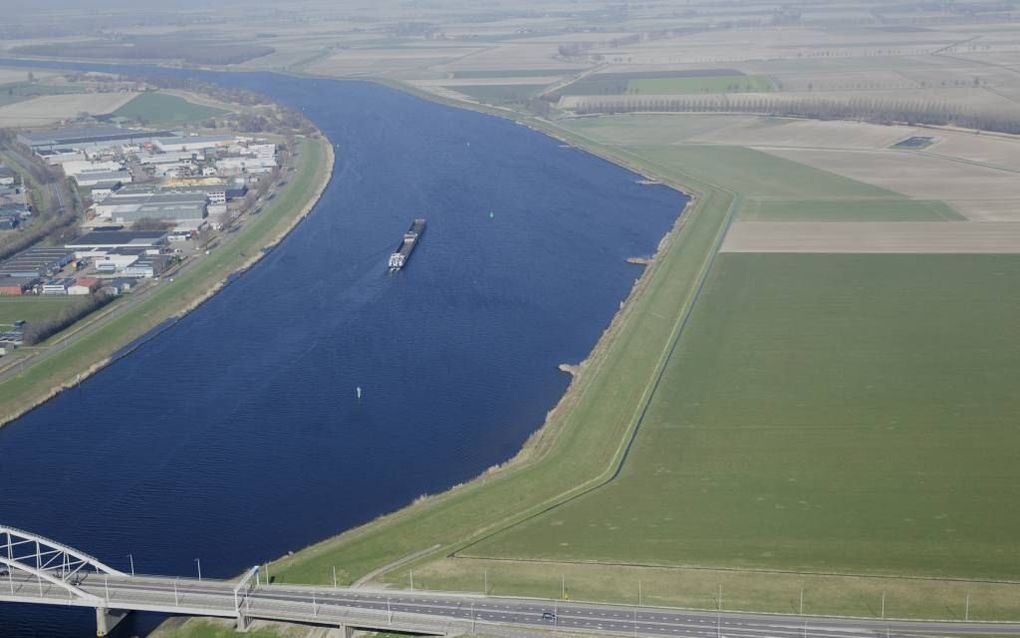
[4,569,1020,638]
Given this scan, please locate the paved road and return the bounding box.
[4,570,1020,638]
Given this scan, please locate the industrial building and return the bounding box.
[67,231,167,252]
[0,277,38,296]
[18,126,175,151]
[41,277,75,295]
[0,247,74,278]
[215,156,276,176]
[0,165,15,187]
[68,277,101,295]
[154,135,234,153]
[93,191,208,225]
[73,170,133,188]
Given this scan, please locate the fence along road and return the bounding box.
[4,525,1020,637]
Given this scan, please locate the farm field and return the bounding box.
[739,199,963,222]
[0,297,74,328]
[0,92,137,127]
[556,71,772,96]
[113,91,227,125]
[624,144,899,200]
[760,147,1020,217]
[461,252,1020,579]
[452,83,547,103]
[721,221,1020,252]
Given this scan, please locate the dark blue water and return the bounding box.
[0,62,687,637]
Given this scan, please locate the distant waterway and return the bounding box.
[0,61,687,637]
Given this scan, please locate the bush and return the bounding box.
[22,292,116,345]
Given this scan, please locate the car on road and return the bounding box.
[542,611,557,621]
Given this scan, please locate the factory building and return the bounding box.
[154,135,234,153]
[73,170,133,188]
[93,191,208,225]
[67,231,167,252]
[18,126,175,152]
[0,165,15,187]
[0,247,74,278]
[0,277,38,296]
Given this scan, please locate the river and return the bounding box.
[0,63,688,636]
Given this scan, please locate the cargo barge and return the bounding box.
[388,218,426,271]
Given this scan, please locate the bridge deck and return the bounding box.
[6,570,1020,638]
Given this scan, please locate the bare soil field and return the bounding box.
[687,118,920,149]
[0,92,138,127]
[760,147,1020,213]
[938,200,1020,222]
[721,221,1020,253]
[926,130,1020,172]
[306,47,487,76]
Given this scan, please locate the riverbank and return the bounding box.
[0,135,334,429]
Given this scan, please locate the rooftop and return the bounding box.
[67,231,167,248]
[19,126,175,148]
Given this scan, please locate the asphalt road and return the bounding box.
[6,571,1020,638]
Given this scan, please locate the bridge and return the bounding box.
[4,525,1020,638]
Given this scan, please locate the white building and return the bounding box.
[37,149,85,166]
[94,254,139,272]
[215,156,275,176]
[138,151,198,165]
[61,160,123,178]
[154,135,234,153]
[73,171,133,188]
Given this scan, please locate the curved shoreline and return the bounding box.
[0,135,335,430]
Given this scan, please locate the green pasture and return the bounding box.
[453,84,548,104]
[466,253,1020,581]
[0,297,74,327]
[113,91,227,125]
[626,144,899,199]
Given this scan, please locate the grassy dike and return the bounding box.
[0,135,333,428]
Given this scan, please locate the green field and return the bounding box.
[0,297,75,327]
[740,198,964,221]
[453,84,548,103]
[113,91,227,125]
[465,252,1020,580]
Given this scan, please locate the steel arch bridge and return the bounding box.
[0,524,124,605]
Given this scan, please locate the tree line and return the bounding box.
[22,291,116,346]
[572,94,1020,135]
